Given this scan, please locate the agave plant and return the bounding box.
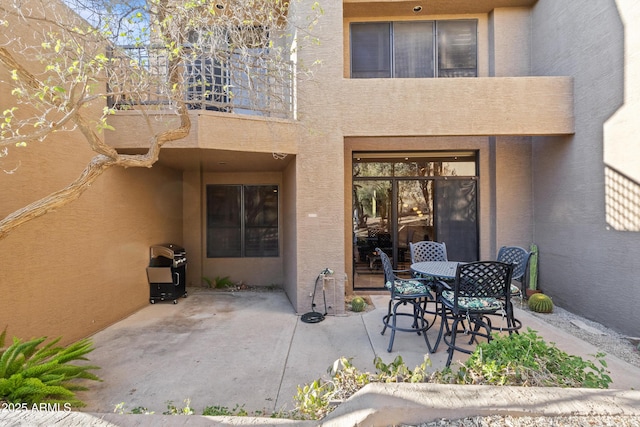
[0,328,101,407]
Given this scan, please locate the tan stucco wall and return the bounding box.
[530,0,640,336]
[16,0,634,343]
[0,3,184,343]
[494,136,533,252]
[340,77,573,136]
[489,7,531,77]
[292,0,349,315]
[286,0,563,313]
[183,170,203,287]
[107,111,298,154]
[0,137,183,344]
[282,158,298,308]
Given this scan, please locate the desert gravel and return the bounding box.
[521,303,640,369]
[412,414,640,427]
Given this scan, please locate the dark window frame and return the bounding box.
[206,184,279,258]
[350,19,478,79]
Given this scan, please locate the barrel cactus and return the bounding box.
[528,293,553,313]
[351,296,366,312]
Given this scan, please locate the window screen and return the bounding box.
[394,22,434,78]
[207,185,279,257]
[437,20,477,77]
[244,185,279,257]
[351,22,391,78]
[350,20,477,79]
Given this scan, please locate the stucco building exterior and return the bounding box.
[1,0,639,343]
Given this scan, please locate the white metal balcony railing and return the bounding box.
[107,45,294,119]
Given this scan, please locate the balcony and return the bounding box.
[107,45,294,120]
[340,76,574,136]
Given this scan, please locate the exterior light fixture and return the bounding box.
[413,5,422,13]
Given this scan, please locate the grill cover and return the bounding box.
[150,244,187,267]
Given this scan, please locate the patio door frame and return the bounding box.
[352,151,479,290]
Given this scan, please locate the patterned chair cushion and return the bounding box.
[442,291,504,311]
[386,280,429,295]
[510,284,521,296]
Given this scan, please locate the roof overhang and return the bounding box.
[344,0,538,18]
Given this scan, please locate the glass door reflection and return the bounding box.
[397,180,434,268]
[353,180,392,282]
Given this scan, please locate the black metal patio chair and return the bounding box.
[497,245,531,301]
[409,241,449,282]
[377,248,441,353]
[410,241,448,263]
[438,261,520,366]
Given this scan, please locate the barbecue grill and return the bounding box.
[146,243,188,304]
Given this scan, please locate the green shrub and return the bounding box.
[374,355,430,383]
[113,402,154,414]
[164,399,194,415]
[294,378,331,420]
[293,330,612,420]
[202,404,248,416]
[453,328,611,388]
[0,328,101,407]
[294,357,373,419]
[294,356,430,419]
[214,276,235,289]
[202,276,235,289]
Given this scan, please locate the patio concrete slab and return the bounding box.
[4,287,640,426]
[76,289,640,413]
[76,290,300,414]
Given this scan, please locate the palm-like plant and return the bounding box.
[0,328,101,407]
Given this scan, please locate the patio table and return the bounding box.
[410,261,461,280]
[408,261,463,354]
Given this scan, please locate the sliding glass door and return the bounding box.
[352,152,478,290]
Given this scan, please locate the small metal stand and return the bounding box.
[301,269,331,323]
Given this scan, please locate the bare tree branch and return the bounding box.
[0,0,320,241]
[0,155,114,240]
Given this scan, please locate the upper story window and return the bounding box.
[350,20,477,79]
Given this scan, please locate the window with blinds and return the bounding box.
[206,185,279,258]
[350,20,477,79]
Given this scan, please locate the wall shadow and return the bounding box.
[605,165,640,231]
